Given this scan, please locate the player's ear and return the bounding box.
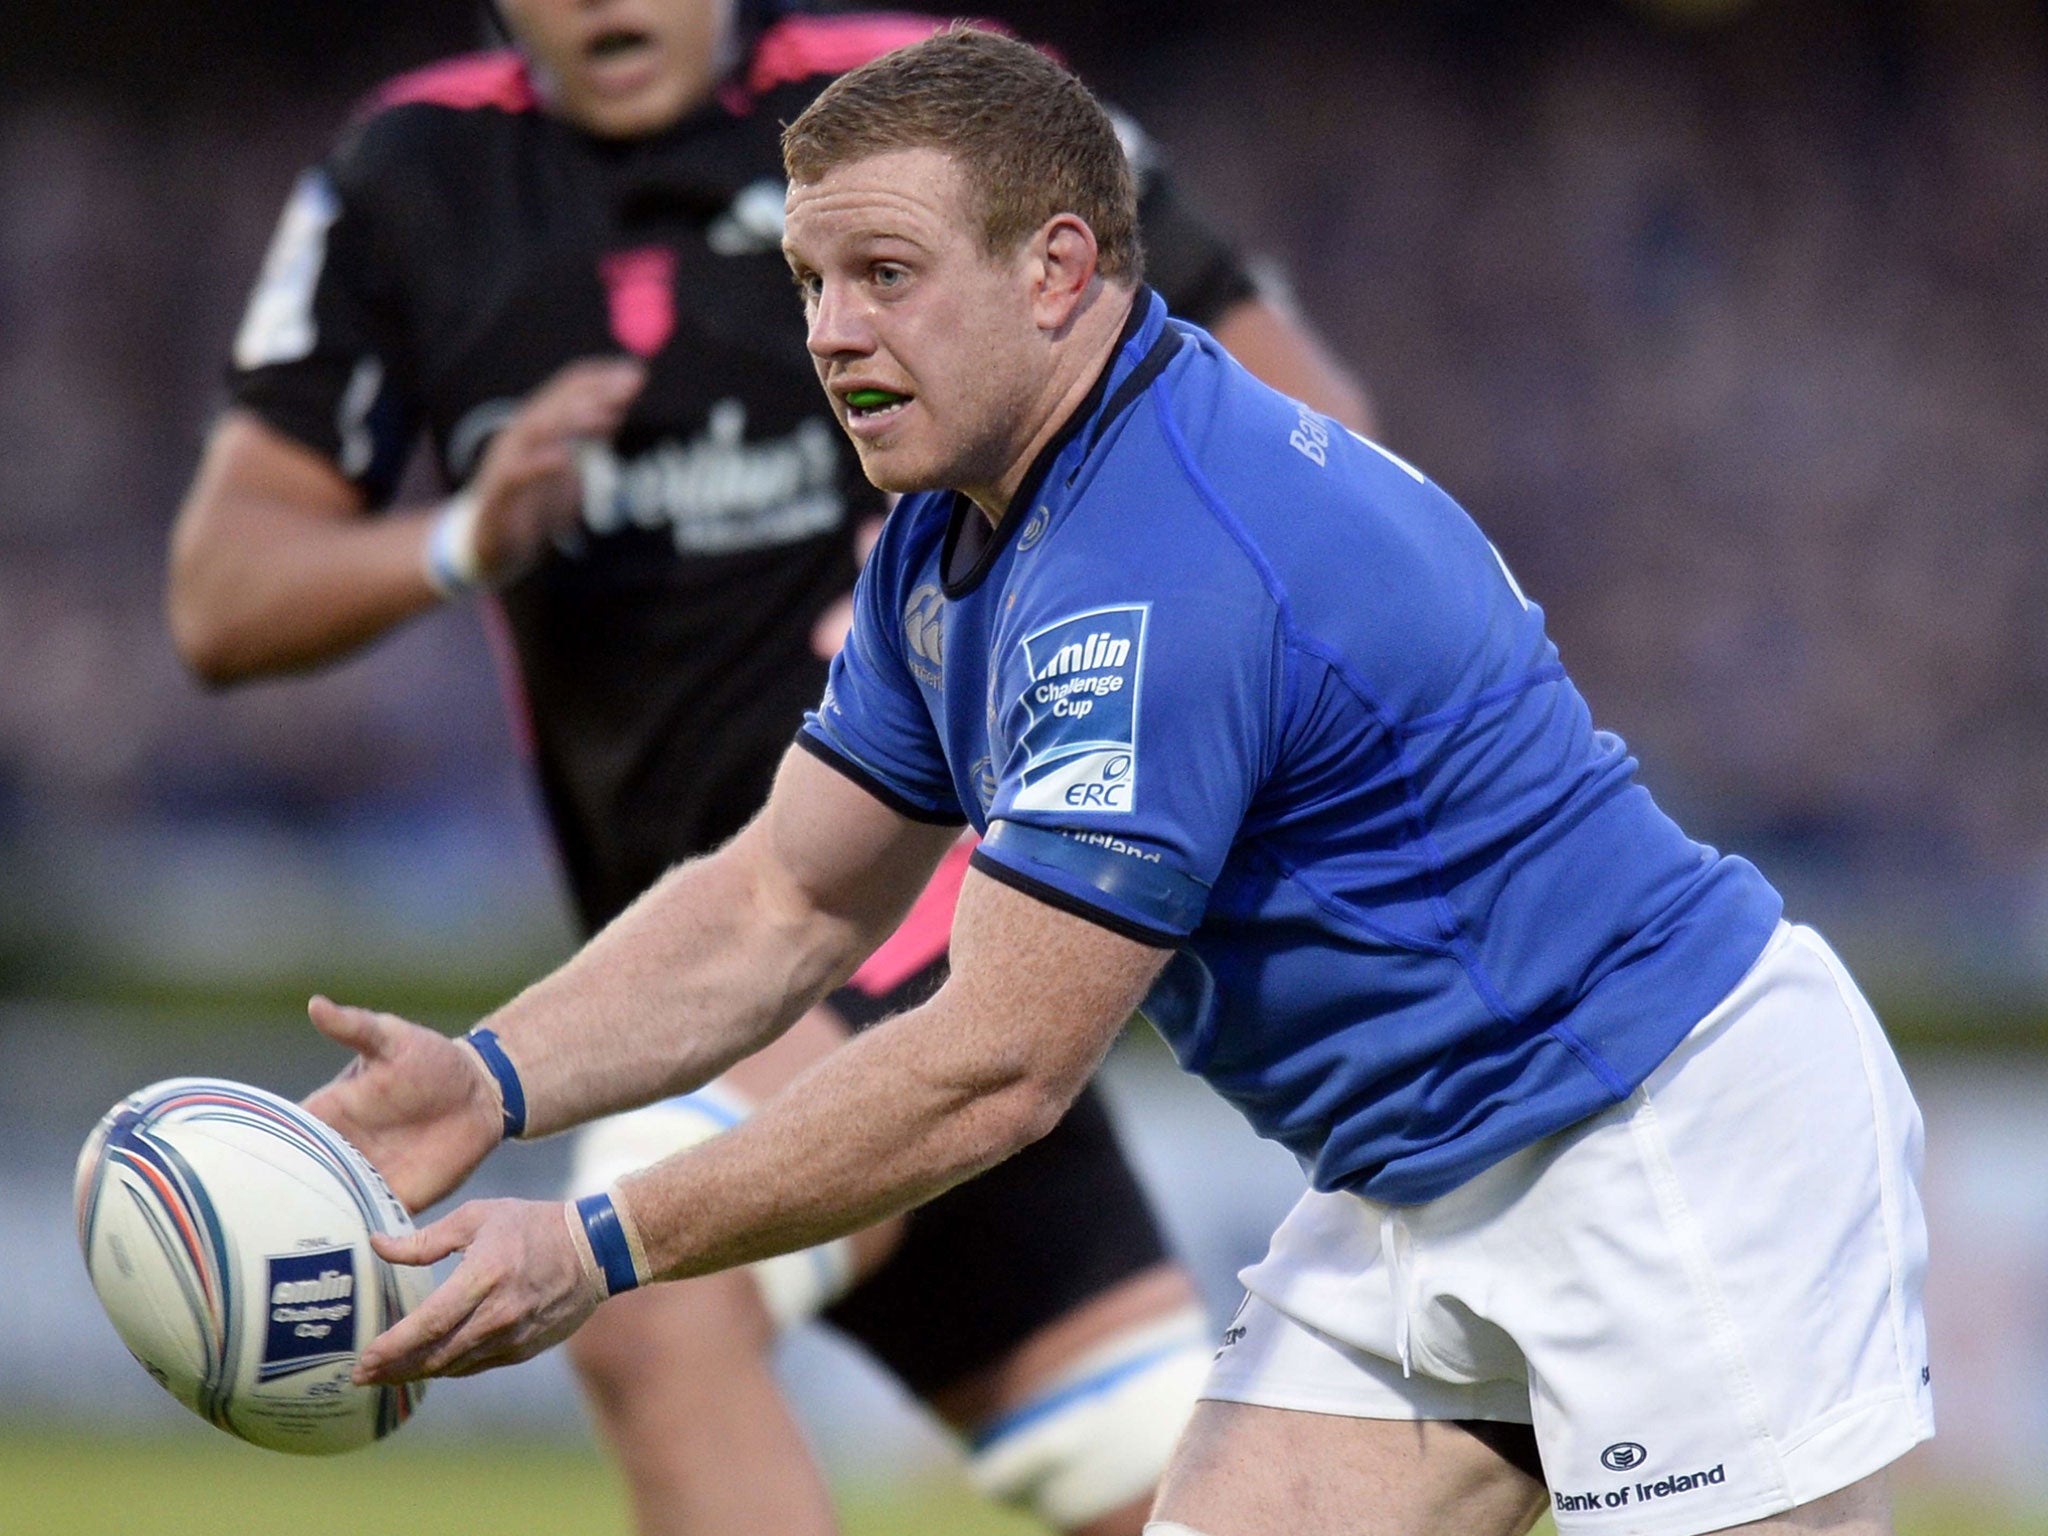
[1028,214,1101,333]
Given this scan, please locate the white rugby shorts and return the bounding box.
[1202,922,1933,1536]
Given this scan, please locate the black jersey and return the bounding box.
[228,12,1257,932]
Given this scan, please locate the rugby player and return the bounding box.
[301,26,1933,1536]
[166,4,1372,1532]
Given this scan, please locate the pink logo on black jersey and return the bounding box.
[599,247,677,358]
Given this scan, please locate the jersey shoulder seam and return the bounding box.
[1143,367,1530,1034]
[1140,367,1410,736]
[1138,367,1307,699]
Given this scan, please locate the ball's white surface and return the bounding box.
[74,1077,432,1453]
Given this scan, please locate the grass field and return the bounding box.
[0,1427,2040,1536]
[0,1427,1042,1536]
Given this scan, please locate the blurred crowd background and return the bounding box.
[3,0,2047,1521]
[4,0,2045,1011]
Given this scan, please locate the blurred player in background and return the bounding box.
[165,2,1373,1532]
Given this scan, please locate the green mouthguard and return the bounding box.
[845,389,905,409]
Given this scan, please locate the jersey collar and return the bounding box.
[940,287,1180,598]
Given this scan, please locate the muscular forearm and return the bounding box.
[600,865,1162,1286]
[167,493,443,681]
[339,865,1164,1386]
[168,412,446,683]
[477,836,884,1139]
[616,989,1084,1282]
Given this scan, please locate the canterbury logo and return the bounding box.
[903,584,945,668]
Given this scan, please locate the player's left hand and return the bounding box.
[304,997,503,1213]
[352,1198,603,1383]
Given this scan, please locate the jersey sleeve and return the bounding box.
[798,516,966,826]
[1112,109,1258,330]
[972,581,1280,947]
[226,128,422,506]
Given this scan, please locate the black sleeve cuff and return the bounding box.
[794,730,967,827]
[969,848,1181,949]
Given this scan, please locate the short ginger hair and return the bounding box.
[781,25,1144,284]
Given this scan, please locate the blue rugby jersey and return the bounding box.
[801,289,1783,1203]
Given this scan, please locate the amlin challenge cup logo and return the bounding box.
[1011,604,1148,815]
[261,1247,359,1381]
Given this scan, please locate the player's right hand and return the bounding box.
[303,996,505,1214]
[466,358,647,584]
[354,1196,600,1385]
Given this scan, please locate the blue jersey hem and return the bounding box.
[1323,893,1784,1203]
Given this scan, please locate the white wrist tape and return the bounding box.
[421,490,486,598]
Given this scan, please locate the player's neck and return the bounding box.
[968,284,1139,528]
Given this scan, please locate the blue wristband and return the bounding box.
[575,1192,643,1296]
[459,1027,527,1139]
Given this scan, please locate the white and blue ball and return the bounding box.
[74,1076,432,1454]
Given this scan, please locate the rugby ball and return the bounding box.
[74,1077,432,1453]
